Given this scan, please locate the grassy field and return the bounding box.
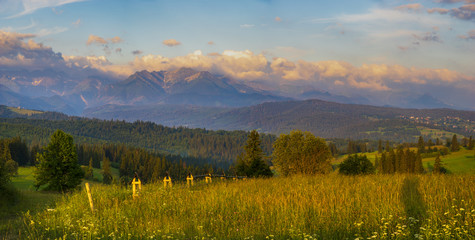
[423,148,475,174]
[4,174,473,239]
[7,107,43,116]
[417,126,465,140]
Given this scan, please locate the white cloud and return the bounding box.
[162,39,181,47]
[240,24,255,28]
[7,0,88,19]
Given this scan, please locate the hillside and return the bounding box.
[84,99,475,142]
[0,109,275,167]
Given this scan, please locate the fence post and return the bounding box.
[186,173,194,187]
[132,173,142,200]
[205,173,212,183]
[85,183,94,213]
[163,172,172,188]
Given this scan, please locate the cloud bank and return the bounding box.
[1,30,474,108]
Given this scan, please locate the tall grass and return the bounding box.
[16,174,475,239]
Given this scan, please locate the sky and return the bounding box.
[0,0,474,107]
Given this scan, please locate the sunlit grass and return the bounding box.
[14,174,475,239]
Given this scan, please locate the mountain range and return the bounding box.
[0,67,462,116]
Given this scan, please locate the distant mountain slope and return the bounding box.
[84,99,475,141]
[99,68,286,107]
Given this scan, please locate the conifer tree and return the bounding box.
[236,130,272,177]
[468,136,474,150]
[417,136,425,153]
[378,139,383,153]
[433,153,443,174]
[414,151,424,173]
[385,141,390,152]
[102,156,113,184]
[34,130,84,192]
[85,158,94,180]
[451,134,459,152]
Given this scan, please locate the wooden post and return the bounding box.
[85,183,94,213]
[186,173,194,187]
[132,177,141,200]
[205,173,212,183]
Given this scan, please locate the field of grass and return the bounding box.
[7,107,43,116]
[2,174,473,239]
[423,148,475,174]
[417,126,465,140]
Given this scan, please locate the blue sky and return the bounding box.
[0,0,474,108]
[1,0,473,70]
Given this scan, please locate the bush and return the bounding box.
[339,154,375,175]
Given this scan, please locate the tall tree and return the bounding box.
[417,136,425,153]
[272,130,332,176]
[468,136,474,150]
[378,139,383,154]
[433,153,443,174]
[451,134,459,152]
[34,130,84,192]
[0,142,15,189]
[236,130,272,177]
[84,158,94,180]
[102,156,113,184]
[414,151,424,174]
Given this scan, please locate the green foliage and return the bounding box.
[417,136,425,153]
[433,153,444,174]
[84,158,94,180]
[272,130,332,176]
[235,130,272,177]
[34,130,84,192]
[339,154,375,175]
[0,142,13,190]
[102,157,113,184]
[451,134,460,152]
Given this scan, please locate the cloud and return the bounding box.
[0,30,64,69]
[338,8,446,26]
[240,24,255,28]
[36,27,68,37]
[412,31,442,43]
[427,8,450,14]
[275,16,282,22]
[162,39,181,47]
[132,50,143,55]
[86,35,107,45]
[449,4,475,20]
[458,29,475,39]
[86,35,122,46]
[115,48,122,53]
[207,41,215,45]
[72,19,81,27]
[435,0,475,4]
[109,36,123,44]
[7,0,88,19]
[394,3,423,12]
[428,4,475,21]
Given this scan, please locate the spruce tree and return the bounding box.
[451,134,459,152]
[237,130,272,177]
[85,158,94,180]
[433,153,442,174]
[102,156,113,184]
[468,136,474,150]
[417,136,425,153]
[414,151,424,173]
[34,130,84,192]
[378,139,383,154]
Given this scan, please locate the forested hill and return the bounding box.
[206,99,475,138]
[85,99,475,142]
[0,106,275,167]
